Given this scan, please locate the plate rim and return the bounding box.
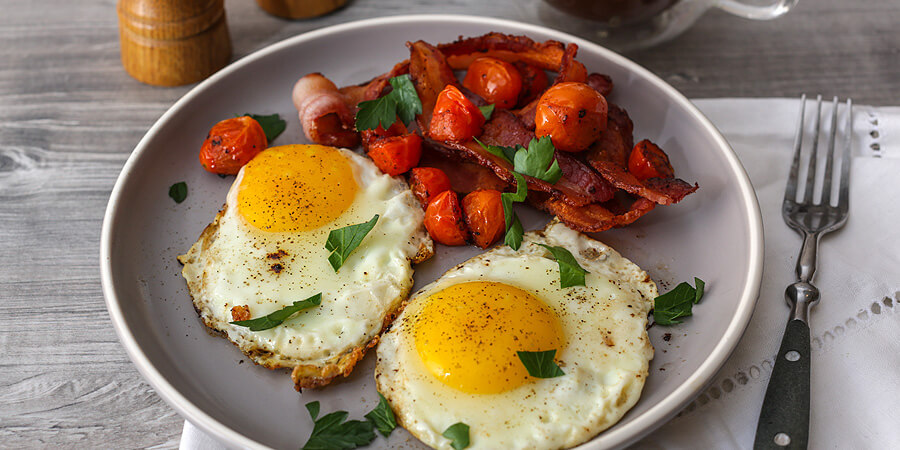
[100,13,764,450]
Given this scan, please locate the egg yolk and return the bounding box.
[413,281,565,394]
[237,145,358,232]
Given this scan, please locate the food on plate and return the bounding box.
[199,116,267,175]
[178,144,433,389]
[423,189,469,246]
[408,166,452,206]
[461,189,505,249]
[534,81,608,152]
[375,220,656,449]
[291,32,697,243]
[462,57,523,109]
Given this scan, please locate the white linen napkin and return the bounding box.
[180,98,900,449]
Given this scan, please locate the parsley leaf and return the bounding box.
[168,182,187,203]
[475,136,561,184]
[365,393,396,437]
[325,215,379,272]
[694,277,705,304]
[500,172,528,250]
[442,422,470,450]
[514,137,562,184]
[355,74,422,131]
[652,278,706,325]
[517,349,565,378]
[230,293,321,331]
[475,138,516,165]
[536,244,588,288]
[302,401,376,450]
[244,113,286,142]
[478,104,495,120]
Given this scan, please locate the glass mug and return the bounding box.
[538,0,798,51]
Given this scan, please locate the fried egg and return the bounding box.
[375,220,655,449]
[178,144,432,389]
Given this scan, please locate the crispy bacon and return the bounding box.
[587,73,614,97]
[554,43,587,84]
[419,142,509,194]
[292,73,359,148]
[409,40,457,132]
[586,104,697,205]
[439,33,570,71]
[529,191,656,233]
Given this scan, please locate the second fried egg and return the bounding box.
[375,221,655,449]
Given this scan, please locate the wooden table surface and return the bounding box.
[2,0,897,447]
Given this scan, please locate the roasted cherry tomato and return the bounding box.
[461,189,505,249]
[628,139,674,181]
[367,133,422,176]
[514,62,549,106]
[361,120,408,148]
[199,116,267,175]
[424,190,469,246]
[462,57,523,109]
[429,85,485,142]
[534,82,608,153]
[409,167,452,207]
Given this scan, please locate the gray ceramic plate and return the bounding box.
[101,15,763,450]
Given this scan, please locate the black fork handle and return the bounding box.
[754,318,811,449]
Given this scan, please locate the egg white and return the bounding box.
[375,220,655,449]
[179,147,432,384]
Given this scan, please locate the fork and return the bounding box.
[754,95,852,450]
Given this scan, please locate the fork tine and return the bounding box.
[785,94,807,203]
[802,95,823,204]
[820,97,839,206]
[838,98,853,212]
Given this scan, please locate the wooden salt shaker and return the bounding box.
[255,0,349,19]
[118,0,232,86]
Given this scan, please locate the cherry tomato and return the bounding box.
[534,82,608,153]
[199,116,267,175]
[628,139,674,181]
[462,57,523,109]
[409,167,452,207]
[424,190,469,246]
[361,120,407,148]
[367,133,422,176]
[429,85,485,142]
[461,189,505,249]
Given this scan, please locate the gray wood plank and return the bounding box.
[1,0,897,447]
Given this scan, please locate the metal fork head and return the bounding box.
[782,94,853,236]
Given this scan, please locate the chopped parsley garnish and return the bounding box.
[168,181,187,203]
[478,104,495,120]
[325,215,379,272]
[476,136,562,184]
[652,277,706,325]
[230,293,321,331]
[355,74,422,131]
[442,422,470,450]
[301,401,376,450]
[365,393,397,437]
[536,244,588,288]
[501,172,528,250]
[517,349,565,378]
[244,113,286,142]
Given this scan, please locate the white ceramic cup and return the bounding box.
[539,0,798,51]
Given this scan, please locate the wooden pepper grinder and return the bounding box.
[118,0,232,86]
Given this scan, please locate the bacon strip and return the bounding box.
[529,192,656,233]
[586,104,697,205]
[438,33,570,71]
[292,73,359,148]
[409,40,457,132]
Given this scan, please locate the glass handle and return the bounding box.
[715,0,797,20]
